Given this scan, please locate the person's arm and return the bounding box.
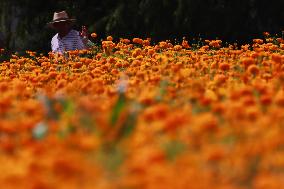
[51,40,54,52]
[80,26,95,48]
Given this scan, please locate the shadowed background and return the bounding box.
[0,0,283,53]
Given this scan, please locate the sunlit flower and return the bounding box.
[106,35,113,41]
[182,39,190,49]
[253,39,264,44]
[132,38,143,45]
[159,41,168,49]
[173,45,182,51]
[91,33,97,38]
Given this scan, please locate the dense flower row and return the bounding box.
[0,34,284,189]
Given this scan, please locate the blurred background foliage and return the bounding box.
[0,0,283,53]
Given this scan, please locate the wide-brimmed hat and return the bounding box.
[47,11,76,28]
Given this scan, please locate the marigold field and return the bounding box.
[0,35,284,189]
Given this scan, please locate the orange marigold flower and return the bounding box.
[106,36,113,41]
[197,113,219,132]
[91,33,97,38]
[246,107,259,120]
[241,45,250,51]
[211,103,225,114]
[242,96,256,106]
[277,37,283,43]
[214,74,227,86]
[159,41,168,49]
[73,62,83,69]
[102,41,116,51]
[147,48,155,56]
[275,91,284,107]
[164,111,188,132]
[204,39,210,44]
[253,39,264,44]
[173,45,182,51]
[219,62,230,71]
[260,95,272,106]
[265,38,274,43]
[262,73,272,81]
[57,79,67,88]
[0,135,15,153]
[271,53,282,64]
[263,31,270,37]
[269,44,278,51]
[205,146,225,162]
[241,57,255,68]
[182,39,190,49]
[210,61,218,69]
[0,82,9,92]
[167,42,173,48]
[247,64,260,76]
[0,96,12,113]
[209,40,222,48]
[48,71,58,78]
[77,135,99,151]
[200,45,209,51]
[120,38,130,44]
[53,158,83,177]
[143,103,169,121]
[142,39,150,46]
[132,38,143,45]
[111,68,119,75]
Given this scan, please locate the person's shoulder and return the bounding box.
[70,29,80,36]
[51,33,59,42]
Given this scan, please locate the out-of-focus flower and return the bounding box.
[248,64,260,76]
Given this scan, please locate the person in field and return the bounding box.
[47,10,92,54]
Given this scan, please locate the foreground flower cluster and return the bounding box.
[0,35,284,189]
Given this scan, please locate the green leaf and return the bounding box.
[110,93,126,126]
[155,80,169,102]
[221,135,236,145]
[97,145,124,172]
[191,100,211,114]
[62,99,75,116]
[117,102,142,140]
[57,123,76,139]
[120,113,137,138]
[163,140,186,161]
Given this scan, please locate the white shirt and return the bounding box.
[51,29,85,53]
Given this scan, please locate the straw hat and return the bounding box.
[47,11,76,28]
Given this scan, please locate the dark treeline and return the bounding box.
[0,0,283,53]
